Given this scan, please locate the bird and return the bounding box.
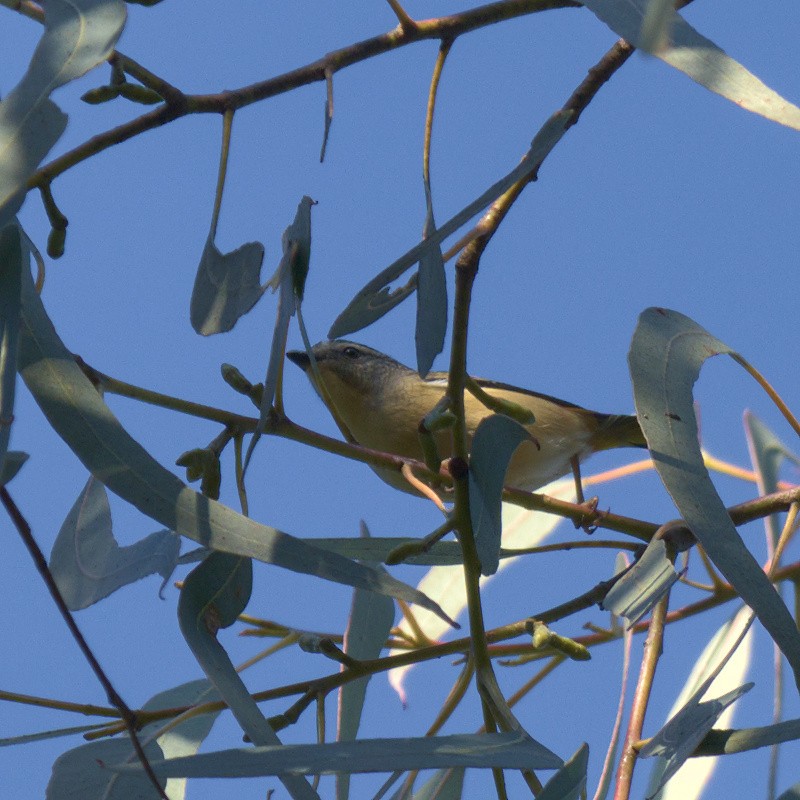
[286,340,646,497]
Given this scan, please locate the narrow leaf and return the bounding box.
[537,743,589,800]
[415,196,446,378]
[468,414,531,576]
[178,552,320,799]
[0,223,22,470]
[628,307,800,689]
[17,261,454,623]
[113,731,563,778]
[329,111,572,338]
[411,767,464,800]
[0,0,126,222]
[639,0,674,54]
[337,527,396,800]
[50,476,180,610]
[0,450,28,485]
[581,0,800,131]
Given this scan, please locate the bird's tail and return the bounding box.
[593,414,646,451]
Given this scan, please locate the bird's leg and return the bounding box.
[571,456,599,533]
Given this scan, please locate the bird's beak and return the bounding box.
[286,350,311,370]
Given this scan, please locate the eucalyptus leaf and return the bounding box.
[178,551,320,800]
[411,768,464,800]
[415,194,446,378]
[0,223,22,470]
[0,450,28,485]
[536,742,589,800]
[601,538,679,625]
[113,731,563,778]
[468,414,531,576]
[50,476,180,610]
[17,260,454,623]
[581,0,800,131]
[190,238,266,335]
[0,0,126,223]
[628,307,800,689]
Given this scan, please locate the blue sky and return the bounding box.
[2,1,800,798]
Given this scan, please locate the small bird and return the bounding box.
[286,341,645,496]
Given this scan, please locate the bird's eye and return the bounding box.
[342,346,360,359]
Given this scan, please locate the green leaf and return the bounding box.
[0,224,22,472]
[178,552,320,799]
[601,538,679,625]
[113,731,563,779]
[245,196,315,467]
[580,0,800,131]
[16,263,454,624]
[415,193,446,378]
[46,679,222,800]
[49,477,180,610]
[468,414,531,576]
[411,768,464,800]
[329,110,572,339]
[628,307,800,690]
[639,0,674,54]
[337,525,396,800]
[0,0,126,223]
[0,450,29,486]
[536,743,589,800]
[190,238,266,335]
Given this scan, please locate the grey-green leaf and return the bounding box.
[580,0,800,131]
[16,262,454,624]
[602,538,679,625]
[178,552,320,800]
[0,224,22,470]
[536,743,589,800]
[628,307,800,689]
[113,731,563,778]
[0,0,126,222]
[415,198,446,378]
[411,767,465,799]
[50,477,180,610]
[329,110,572,339]
[469,414,530,576]
[0,451,29,486]
[190,238,266,335]
[337,526,396,800]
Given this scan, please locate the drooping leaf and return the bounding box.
[601,538,679,625]
[0,223,22,471]
[628,307,800,689]
[581,0,800,131]
[0,0,126,223]
[113,731,563,779]
[178,551,320,800]
[329,111,572,338]
[190,238,266,335]
[468,414,531,576]
[49,477,180,610]
[337,525,396,800]
[415,189,446,378]
[245,196,314,467]
[536,743,589,800]
[16,260,454,623]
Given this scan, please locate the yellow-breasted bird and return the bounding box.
[286,340,645,496]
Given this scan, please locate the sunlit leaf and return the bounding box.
[0,0,126,223]
[16,262,454,623]
[639,0,674,54]
[50,476,180,610]
[468,414,531,576]
[581,0,800,131]
[628,307,800,688]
